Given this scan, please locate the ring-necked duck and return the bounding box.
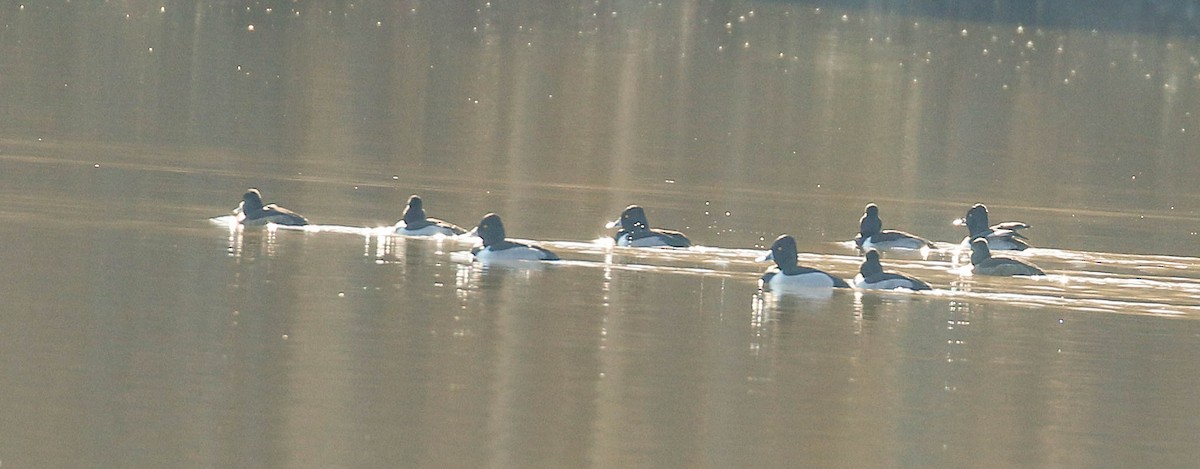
[607,205,691,248]
[854,203,936,250]
[957,203,1030,250]
[471,213,559,262]
[234,188,309,226]
[854,249,932,290]
[394,195,467,236]
[969,238,1044,276]
[759,234,850,290]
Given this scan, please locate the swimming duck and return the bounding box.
[608,205,691,248]
[471,213,559,262]
[969,238,1044,276]
[957,203,1030,250]
[234,188,309,226]
[394,195,467,236]
[854,203,936,250]
[854,249,932,290]
[759,234,850,290]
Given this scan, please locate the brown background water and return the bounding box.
[2,1,1200,467]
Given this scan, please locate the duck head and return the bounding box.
[617,205,649,232]
[860,203,882,236]
[765,234,799,269]
[476,213,507,247]
[964,203,991,236]
[242,189,265,213]
[861,249,885,277]
[403,195,426,224]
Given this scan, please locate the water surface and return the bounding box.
[2,1,1200,467]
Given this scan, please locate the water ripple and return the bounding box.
[213,220,1200,318]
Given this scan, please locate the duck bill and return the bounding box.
[604,218,621,229]
[951,217,966,226]
[755,251,775,262]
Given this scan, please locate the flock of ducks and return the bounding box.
[233,188,1046,293]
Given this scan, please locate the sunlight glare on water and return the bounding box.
[2,0,1200,467]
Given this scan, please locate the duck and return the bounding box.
[853,249,932,290]
[608,205,691,248]
[957,203,1030,250]
[234,188,309,226]
[969,238,1044,276]
[470,213,559,262]
[394,195,467,236]
[759,234,850,290]
[854,203,936,251]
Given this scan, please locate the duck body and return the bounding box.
[961,231,1030,251]
[472,241,559,262]
[760,235,850,291]
[471,213,559,262]
[615,228,691,248]
[394,195,466,236]
[396,221,466,237]
[859,230,936,251]
[763,266,850,290]
[969,238,1044,276]
[854,272,931,290]
[960,203,1030,251]
[855,203,935,250]
[611,205,691,248]
[853,250,931,290]
[236,189,309,226]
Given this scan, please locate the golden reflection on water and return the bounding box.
[5,1,1200,467]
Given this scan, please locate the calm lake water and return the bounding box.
[3,1,1200,467]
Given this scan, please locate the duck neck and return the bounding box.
[774,249,799,273]
[970,247,990,265]
[859,215,881,237]
[403,206,426,224]
[861,259,883,277]
[242,198,264,215]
